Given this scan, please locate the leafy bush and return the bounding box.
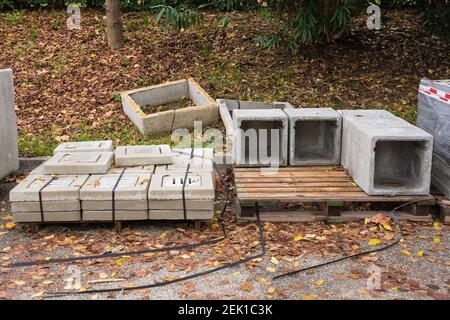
[416,0,450,40]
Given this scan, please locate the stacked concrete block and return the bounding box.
[53,140,113,154]
[80,173,151,221]
[284,108,342,166]
[43,152,114,174]
[121,78,218,135]
[148,172,214,220]
[340,110,433,196]
[155,148,214,178]
[0,69,19,179]
[217,99,293,165]
[233,109,288,167]
[10,175,89,222]
[115,145,173,167]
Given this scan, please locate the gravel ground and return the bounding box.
[0,181,449,300]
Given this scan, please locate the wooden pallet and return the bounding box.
[437,197,450,224]
[234,166,435,223]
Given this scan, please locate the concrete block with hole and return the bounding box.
[233,109,288,167]
[217,99,293,165]
[284,108,342,166]
[53,140,113,154]
[148,172,214,220]
[43,152,114,174]
[121,78,218,135]
[115,145,173,166]
[340,109,433,195]
[0,69,19,179]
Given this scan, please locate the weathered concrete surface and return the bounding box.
[43,152,114,174]
[80,174,151,201]
[82,200,148,211]
[340,110,433,195]
[9,175,89,202]
[12,200,80,212]
[0,69,19,179]
[12,211,81,222]
[284,108,342,166]
[233,109,288,167]
[148,172,214,200]
[53,141,113,154]
[217,99,293,165]
[82,210,148,221]
[149,209,213,220]
[149,199,214,211]
[115,145,173,166]
[155,148,214,176]
[107,165,155,174]
[121,78,218,135]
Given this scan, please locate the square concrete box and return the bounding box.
[0,69,19,179]
[217,99,293,165]
[233,109,288,167]
[340,110,433,196]
[115,145,173,167]
[43,152,114,174]
[284,108,342,166]
[53,140,113,154]
[121,78,218,135]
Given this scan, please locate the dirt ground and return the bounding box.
[0,170,448,300]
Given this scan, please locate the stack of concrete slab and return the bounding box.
[80,173,151,221]
[148,172,214,220]
[10,174,89,222]
[115,145,173,166]
[0,69,19,179]
[340,110,433,196]
[155,148,214,179]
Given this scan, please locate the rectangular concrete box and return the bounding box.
[284,108,342,166]
[121,78,218,135]
[9,175,89,202]
[148,172,214,200]
[0,69,19,179]
[115,145,173,167]
[43,152,114,174]
[233,109,288,167]
[217,99,293,165]
[53,140,113,154]
[340,110,433,195]
[80,173,151,201]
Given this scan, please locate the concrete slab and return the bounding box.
[107,165,155,174]
[155,148,214,175]
[29,160,48,175]
[340,109,433,195]
[0,69,19,179]
[43,152,114,174]
[121,78,218,135]
[13,211,81,223]
[149,210,213,220]
[53,140,113,154]
[148,172,214,200]
[149,199,214,211]
[80,173,151,201]
[82,210,148,221]
[233,109,288,167]
[115,145,173,167]
[82,200,147,211]
[9,175,89,202]
[12,200,80,212]
[284,108,342,166]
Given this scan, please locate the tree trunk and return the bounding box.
[105,0,124,49]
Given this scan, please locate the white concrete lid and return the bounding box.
[43,152,114,174]
[53,140,113,154]
[115,145,173,166]
[80,173,151,201]
[9,174,89,202]
[148,172,214,200]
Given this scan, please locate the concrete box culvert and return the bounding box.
[233,108,289,167]
[284,108,342,166]
[217,99,293,166]
[340,109,433,196]
[121,78,218,135]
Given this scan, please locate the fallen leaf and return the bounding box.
[267,287,275,294]
[240,283,253,291]
[5,222,16,229]
[266,267,276,273]
[293,235,304,241]
[417,250,424,257]
[270,257,279,265]
[303,295,318,300]
[433,237,441,244]
[401,250,411,256]
[314,279,325,286]
[368,238,381,246]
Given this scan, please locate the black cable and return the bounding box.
[181,147,195,221]
[44,202,265,297]
[111,169,126,222]
[272,199,423,280]
[38,177,55,223]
